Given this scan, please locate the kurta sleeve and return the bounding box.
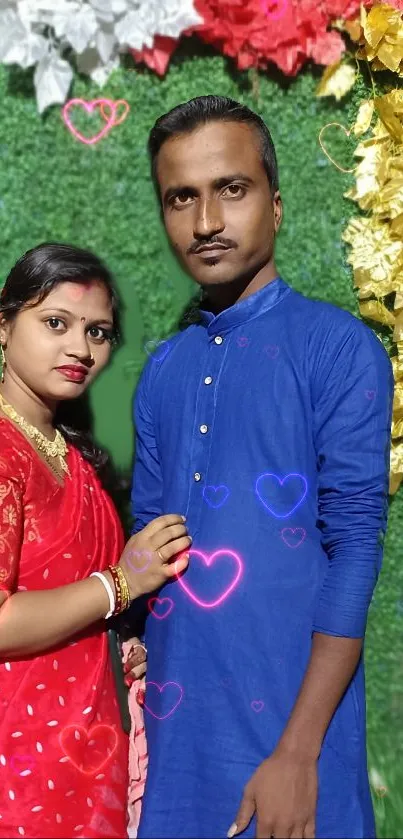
[0,466,24,597]
[311,317,394,638]
[131,362,163,535]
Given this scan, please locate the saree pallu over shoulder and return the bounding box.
[0,420,128,839]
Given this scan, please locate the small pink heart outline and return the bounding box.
[126,550,152,574]
[148,596,174,620]
[144,681,183,720]
[62,98,126,146]
[175,549,243,609]
[281,527,306,549]
[251,700,264,713]
[264,344,280,359]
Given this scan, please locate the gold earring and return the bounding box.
[0,348,5,384]
[90,353,94,362]
[0,344,6,384]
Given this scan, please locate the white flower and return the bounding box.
[0,0,202,111]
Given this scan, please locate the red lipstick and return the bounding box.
[56,365,88,382]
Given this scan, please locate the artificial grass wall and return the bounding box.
[0,41,402,836]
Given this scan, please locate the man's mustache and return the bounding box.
[187,237,237,255]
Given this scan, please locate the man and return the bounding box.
[130,95,393,839]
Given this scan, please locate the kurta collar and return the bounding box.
[199,276,291,335]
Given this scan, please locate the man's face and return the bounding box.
[157,120,282,290]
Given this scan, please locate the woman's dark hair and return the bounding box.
[0,242,121,482]
[148,94,279,201]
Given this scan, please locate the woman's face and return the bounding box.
[0,280,114,403]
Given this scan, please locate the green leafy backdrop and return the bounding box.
[0,42,402,837]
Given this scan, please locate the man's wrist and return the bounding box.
[275,731,322,762]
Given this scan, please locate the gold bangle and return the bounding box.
[115,565,130,610]
[107,565,130,615]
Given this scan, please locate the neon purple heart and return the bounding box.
[237,336,248,348]
[251,700,264,713]
[144,681,183,720]
[365,390,376,400]
[256,473,308,518]
[148,596,174,620]
[203,485,230,509]
[281,527,306,548]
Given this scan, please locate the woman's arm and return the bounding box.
[0,502,190,658]
[0,574,113,657]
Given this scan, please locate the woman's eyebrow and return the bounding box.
[39,307,113,326]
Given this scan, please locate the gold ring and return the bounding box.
[157,549,164,561]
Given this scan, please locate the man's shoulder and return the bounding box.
[290,288,388,355]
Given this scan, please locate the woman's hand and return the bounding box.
[123,637,147,688]
[118,514,191,601]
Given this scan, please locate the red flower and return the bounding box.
[130,36,179,76]
[128,0,395,79]
[187,0,370,76]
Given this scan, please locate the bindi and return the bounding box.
[65,284,89,302]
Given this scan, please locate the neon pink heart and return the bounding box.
[144,681,183,720]
[251,700,264,713]
[175,549,243,608]
[148,596,174,620]
[62,98,120,146]
[281,527,306,548]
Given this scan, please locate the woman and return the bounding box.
[0,243,191,839]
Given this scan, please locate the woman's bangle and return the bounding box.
[90,571,115,619]
[107,565,131,616]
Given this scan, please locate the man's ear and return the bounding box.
[273,190,283,234]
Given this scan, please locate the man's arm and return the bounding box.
[229,319,394,839]
[276,633,362,760]
[130,361,164,534]
[121,362,164,630]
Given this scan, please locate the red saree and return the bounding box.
[0,417,129,839]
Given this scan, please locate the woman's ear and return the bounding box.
[0,317,9,345]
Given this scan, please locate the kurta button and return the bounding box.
[204,376,213,385]
[214,336,223,345]
[194,472,201,481]
[200,425,208,434]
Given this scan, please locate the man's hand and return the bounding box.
[228,746,317,839]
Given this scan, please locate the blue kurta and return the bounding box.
[131,277,393,839]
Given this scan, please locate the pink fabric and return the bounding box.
[121,642,148,838]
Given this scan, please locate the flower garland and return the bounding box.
[316,2,403,492]
[0,0,401,111]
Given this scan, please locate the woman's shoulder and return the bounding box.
[0,417,32,483]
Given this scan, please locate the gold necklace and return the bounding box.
[0,392,70,477]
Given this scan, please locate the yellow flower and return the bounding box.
[342,216,403,297]
[316,61,357,101]
[355,4,403,74]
